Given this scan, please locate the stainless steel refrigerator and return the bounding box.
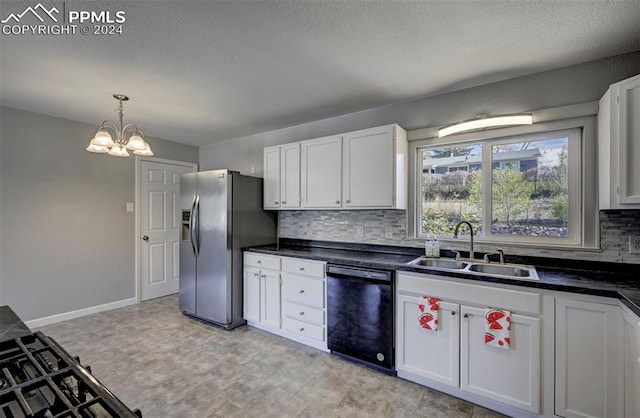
[179,169,276,329]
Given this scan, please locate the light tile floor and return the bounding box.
[38,295,507,418]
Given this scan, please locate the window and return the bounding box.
[414,125,589,247]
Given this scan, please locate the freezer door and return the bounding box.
[179,172,197,315]
[195,170,231,325]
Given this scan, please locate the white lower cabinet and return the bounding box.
[397,294,459,387]
[243,254,281,330]
[396,272,541,416]
[554,297,622,418]
[460,305,540,413]
[243,252,327,351]
[622,306,640,418]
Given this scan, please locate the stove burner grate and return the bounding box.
[0,332,141,417]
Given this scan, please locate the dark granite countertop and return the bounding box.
[246,239,640,317]
[0,305,31,341]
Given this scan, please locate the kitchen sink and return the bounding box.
[408,257,468,270]
[406,256,538,280]
[467,263,534,278]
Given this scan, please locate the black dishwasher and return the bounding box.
[327,264,395,375]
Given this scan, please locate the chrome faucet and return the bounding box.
[453,221,475,260]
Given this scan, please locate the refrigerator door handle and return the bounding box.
[189,195,197,256]
[194,194,201,256]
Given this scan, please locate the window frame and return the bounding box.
[408,114,598,250]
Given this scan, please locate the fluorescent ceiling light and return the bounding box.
[438,114,533,138]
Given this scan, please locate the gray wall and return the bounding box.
[0,107,198,321]
[200,51,640,174]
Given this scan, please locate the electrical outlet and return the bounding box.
[629,235,640,254]
[250,166,256,174]
[356,225,364,237]
[385,227,393,239]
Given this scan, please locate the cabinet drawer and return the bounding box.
[282,275,325,308]
[244,253,280,270]
[283,301,324,325]
[282,317,325,342]
[397,272,541,316]
[282,257,325,278]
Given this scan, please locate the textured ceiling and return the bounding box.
[1,0,640,146]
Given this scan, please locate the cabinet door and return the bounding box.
[396,294,459,387]
[622,309,640,418]
[261,270,281,329]
[280,143,301,209]
[263,147,281,209]
[617,75,640,204]
[343,125,395,208]
[243,267,261,322]
[555,298,622,418]
[301,135,342,208]
[460,306,540,414]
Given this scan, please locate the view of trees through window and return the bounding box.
[420,135,570,238]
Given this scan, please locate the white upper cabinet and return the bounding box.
[265,123,408,210]
[598,74,640,209]
[280,143,302,209]
[263,143,301,210]
[263,146,281,209]
[343,124,407,209]
[301,135,343,209]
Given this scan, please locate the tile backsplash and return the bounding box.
[279,209,640,264]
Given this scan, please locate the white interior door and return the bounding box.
[140,160,195,301]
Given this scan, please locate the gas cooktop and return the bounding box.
[0,332,141,418]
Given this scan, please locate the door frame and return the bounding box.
[135,156,198,302]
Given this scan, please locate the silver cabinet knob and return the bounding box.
[451,311,456,316]
[346,200,351,203]
[463,313,469,318]
[299,267,304,271]
[257,260,262,264]
[299,311,304,316]
[335,200,340,204]
[299,289,304,294]
[142,235,149,241]
[282,201,286,204]
[253,272,259,277]
[261,275,266,278]
[274,201,279,205]
[299,327,304,332]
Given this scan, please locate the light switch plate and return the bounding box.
[126,202,134,212]
[629,236,640,254]
[385,227,393,239]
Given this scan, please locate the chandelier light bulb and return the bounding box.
[133,142,154,156]
[86,143,109,153]
[108,146,130,157]
[92,131,114,146]
[126,134,147,150]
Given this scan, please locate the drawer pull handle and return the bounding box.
[463,313,469,318]
[299,289,304,294]
[299,311,304,316]
[299,267,305,271]
[299,327,304,332]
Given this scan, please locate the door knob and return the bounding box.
[142,235,149,241]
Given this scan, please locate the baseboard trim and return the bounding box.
[25,297,138,328]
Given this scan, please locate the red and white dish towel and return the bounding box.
[485,308,511,349]
[417,296,440,331]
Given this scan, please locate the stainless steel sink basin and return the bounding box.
[467,263,537,279]
[407,257,468,270]
[406,256,538,280]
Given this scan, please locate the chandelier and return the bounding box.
[86,94,153,157]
